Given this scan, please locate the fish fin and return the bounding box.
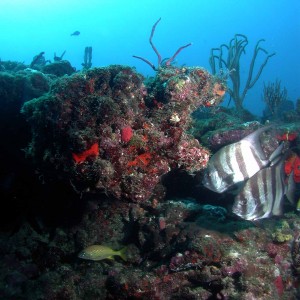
[286,170,296,204]
[107,256,114,260]
[244,126,272,161]
[269,152,282,167]
[296,198,300,211]
[118,247,127,261]
[269,142,285,164]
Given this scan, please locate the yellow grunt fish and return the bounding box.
[78,245,127,261]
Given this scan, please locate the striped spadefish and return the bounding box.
[233,159,286,220]
[204,138,267,193]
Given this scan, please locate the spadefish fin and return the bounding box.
[286,170,296,204]
[244,126,272,161]
[269,142,285,164]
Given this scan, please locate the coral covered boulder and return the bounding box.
[42,60,76,77]
[22,65,224,203]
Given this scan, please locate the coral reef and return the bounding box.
[272,220,293,243]
[22,64,223,203]
[42,60,76,77]
[1,51,300,299]
[0,66,53,225]
[0,69,51,108]
[0,196,299,299]
[0,60,27,72]
[30,52,51,70]
[192,106,300,153]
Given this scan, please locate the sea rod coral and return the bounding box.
[209,34,275,112]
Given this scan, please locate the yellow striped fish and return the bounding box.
[78,245,127,261]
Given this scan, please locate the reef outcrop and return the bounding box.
[22,65,224,203]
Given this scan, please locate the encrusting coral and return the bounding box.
[22,64,225,203]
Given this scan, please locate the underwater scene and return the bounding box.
[1,0,300,299]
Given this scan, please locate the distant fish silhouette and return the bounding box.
[71,31,80,36]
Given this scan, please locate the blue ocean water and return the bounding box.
[0,0,299,115]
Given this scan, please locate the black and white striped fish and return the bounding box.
[202,126,283,193]
[232,155,295,220]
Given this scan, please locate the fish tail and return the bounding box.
[118,247,127,261]
[296,197,300,211]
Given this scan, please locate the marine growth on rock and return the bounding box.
[22,65,224,203]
